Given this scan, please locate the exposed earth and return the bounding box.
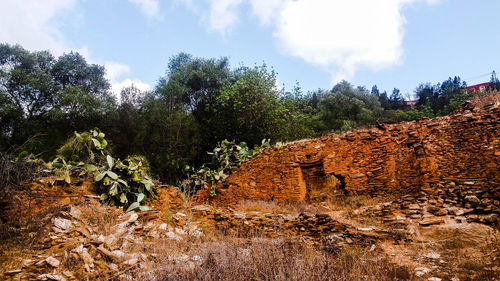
[0,94,499,281]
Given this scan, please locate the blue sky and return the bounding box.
[1,0,499,98]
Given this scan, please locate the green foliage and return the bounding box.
[181,139,270,196]
[1,44,486,188]
[94,155,156,211]
[49,129,157,211]
[57,129,108,164]
[318,81,383,133]
[0,43,116,159]
[415,76,467,116]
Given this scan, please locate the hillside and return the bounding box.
[0,92,499,281]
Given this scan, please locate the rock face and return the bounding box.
[196,100,500,214]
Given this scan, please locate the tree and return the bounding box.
[490,71,499,91]
[0,44,116,158]
[51,52,110,96]
[389,88,404,110]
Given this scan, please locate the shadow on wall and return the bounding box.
[299,160,346,201]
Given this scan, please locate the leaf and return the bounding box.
[117,179,128,187]
[120,193,128,204]
[138,206,152,211]
[100,193,108,201]
[141,179,154,192]
[85,164,97,173]
[106,171,118,180]
[109,185,118,196]
[126,202,140,213]
[136,193,145,203]
[95,172,106,182]
[106,155,113,169]
[92,138,101,149]
[64,173,71,184]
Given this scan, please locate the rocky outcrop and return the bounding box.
[196,99,500,218]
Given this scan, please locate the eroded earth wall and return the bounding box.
[197,99,500,207]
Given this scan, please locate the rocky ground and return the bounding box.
[0,177,498,281]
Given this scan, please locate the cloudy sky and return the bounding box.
[1,0,499,96]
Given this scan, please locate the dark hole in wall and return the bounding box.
[300,161,326,200]
[329,173,346,194]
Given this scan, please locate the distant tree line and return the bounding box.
[0,43,481,183]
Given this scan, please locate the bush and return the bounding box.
[94,155,156,212]
[0,150,42,191]
[180,139,270,196]
[50,129,157,211]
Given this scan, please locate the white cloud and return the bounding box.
[208,0,244,33]
[128,0,163,20]
[197,0,439,84]
[111,78,152,96]
[0,0,77,56]
[104,62,152,95]
[104,62,131,82]
[249,0,287,25]
[273,0,409,83]
[0,0,151,97]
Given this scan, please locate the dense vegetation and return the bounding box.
[0,43,492,185]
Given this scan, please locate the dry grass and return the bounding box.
[140,237,413,281]
[470,90,500,108]
[398,223,500,281]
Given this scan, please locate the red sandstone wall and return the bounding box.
[196,99,500,205]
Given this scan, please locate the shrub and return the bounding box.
[50,129,157,211]
[95,155,156,212]
[180,139,270,196]
[0,150,43,191]
[57,129,109,165]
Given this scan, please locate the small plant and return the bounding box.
[181,139,270,196]
[50,129,157,212]
[58,129,108,165]
[95,155,157,211]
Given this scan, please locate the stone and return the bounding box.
[5,269,22,275]
[424,252,440,260]
[166,231,182,241]
[111,250,127,259]
[97,245,120,261]
[69,207,82,220]
[427,205,441,213]
[37,274,67,281]
[22,259,34,268]
[45,256,60,268]
[123,257,139,265]
[428,278,442,281]
[419,218,444,226]
[53,218,72,232]
[434,209,448,216]
[357,227,374,232]
[172,212,188,227]
[415,267,431,277]
[127,212,139,223]
[74,245,94,268]
[464,195,480,206]
[109,263,119,271]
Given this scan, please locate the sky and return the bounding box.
[1,0,499,98]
